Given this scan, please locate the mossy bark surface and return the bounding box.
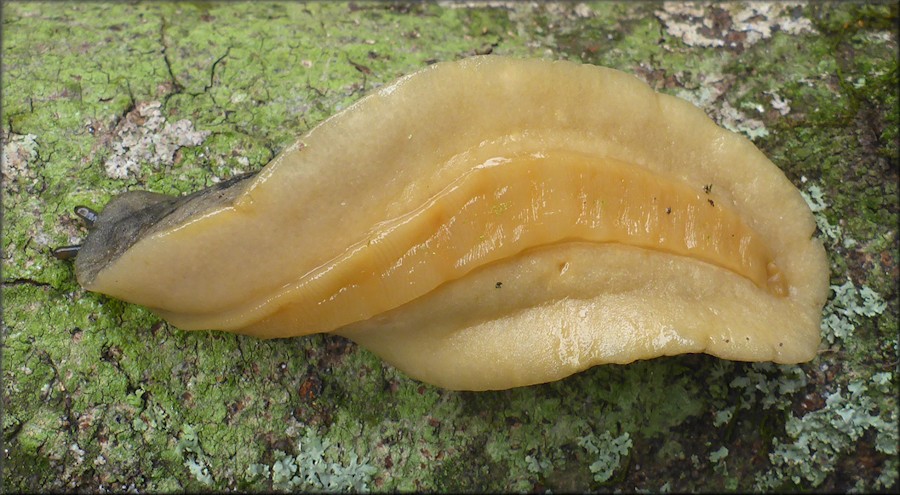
[2,2,897,492]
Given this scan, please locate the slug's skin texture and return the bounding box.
[74,56,829,390]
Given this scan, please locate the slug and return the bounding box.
[62,56,829,390]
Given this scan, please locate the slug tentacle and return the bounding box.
[49,206,101,260]
[74,205,99,227]
[51,245,81,261]
[67,57,829,390]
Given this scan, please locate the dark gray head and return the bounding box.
[52,172,258,286]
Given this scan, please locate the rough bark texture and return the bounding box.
[2,2,897,492]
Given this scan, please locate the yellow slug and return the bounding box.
[67,56,829,390]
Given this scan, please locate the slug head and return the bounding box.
[66,172,258,287]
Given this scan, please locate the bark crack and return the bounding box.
[159,15,185,102]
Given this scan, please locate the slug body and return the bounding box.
[75,57,829,390]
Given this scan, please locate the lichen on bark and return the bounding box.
[2,1,897,492]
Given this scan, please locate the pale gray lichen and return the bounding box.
[246,427,377,493]
[671,73,726,107]
[103,101,210,179]
[729,363,808,412]
[437,0,593,19]
[765,90,792,116]
[713,405,735,427]
[756,373,898,490]
[436,1,523,9]
[1,132,40,191]
[710,445,731,481]
[577,431,632,483]
[801,184,850,246]
[821,279,887,345]
[717,100,770,139]
[175,424,214,486]
[672,74,770,140]
[709,445,729,462]
[656,2,815,49]
[525,453,552,474]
